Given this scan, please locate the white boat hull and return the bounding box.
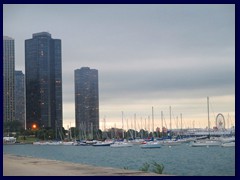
[190,140,221,147]
[221,142,235,147]
[140,143,161,148]
[93,142,112,146]
[219,137,235,143]
[110,142,133,148]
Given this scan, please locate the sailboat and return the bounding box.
[140,141,161,148]
[190,139,221,147]
[92,140,114,146]
[110,141,133,148]
[3,137,16,144]
[110,112,133,148]
[190,97,221,147]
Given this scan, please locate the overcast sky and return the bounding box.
[3,4,235,130]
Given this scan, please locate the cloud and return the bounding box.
[99,64,234,102]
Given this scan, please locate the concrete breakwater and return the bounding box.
[3,154,169,176]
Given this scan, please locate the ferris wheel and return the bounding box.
[216,113,225,130]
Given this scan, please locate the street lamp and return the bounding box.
[32,124,37,130]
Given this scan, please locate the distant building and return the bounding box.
[3,36,15,123]
[75,67,99,135]
[15,70,25,129]
[25,32,62,131]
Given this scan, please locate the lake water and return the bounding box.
[3,143,235,176]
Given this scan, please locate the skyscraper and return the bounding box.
[25,32,62,131]
[75,67,99,135]
[15,70,25,129]
[3,36,15,123]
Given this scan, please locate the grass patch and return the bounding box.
[139,161,164,174]
[139,162,150,172]
[151,161,164,174]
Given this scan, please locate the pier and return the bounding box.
[3,154,169,176]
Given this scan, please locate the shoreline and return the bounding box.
[3,154,170,176]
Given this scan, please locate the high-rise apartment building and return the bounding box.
[25,32,62,131]
[75,67,99,135]
[15,70,25,129]
[3,36,15,123]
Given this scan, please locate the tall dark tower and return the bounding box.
[25,32,62,132]
[15,70,25,129]
[75,67,99,137]
[3,36,15,123]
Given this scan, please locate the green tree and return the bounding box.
[69,127,79,140]
[95,129,102,140]
[3,121,23,134]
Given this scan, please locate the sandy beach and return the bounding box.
[3,154,169,176]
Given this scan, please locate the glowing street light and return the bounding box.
[32,124,37,129]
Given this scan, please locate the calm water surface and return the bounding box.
[3,143,235,176]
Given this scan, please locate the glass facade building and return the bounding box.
[75,67,99,135]
[3,36,15,123]
[25,32,62,131]
[15,70,25,129]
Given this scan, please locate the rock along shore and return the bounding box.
[3,154,171,176]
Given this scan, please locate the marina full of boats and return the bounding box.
[30,135,235,148]
[190,136,235,147]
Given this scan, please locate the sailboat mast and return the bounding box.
[145,118,147,131]
[152,106,154,134]
[161,111,163,135]
[180,113,182,133]
[104,116,106,131]
[227,113,230,129]
[207,97,210,129]
[148,115,150,133]
[170,106,172,131]
[70,122,72,140]
[122,111,124,139]
[207,96,210,136]
[134,113,136,138]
